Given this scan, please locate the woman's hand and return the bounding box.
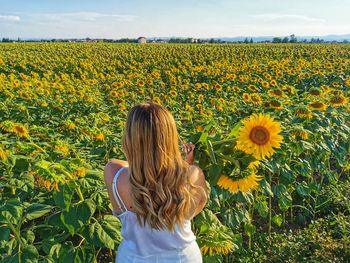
[182,142,195,165]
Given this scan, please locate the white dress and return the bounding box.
[112,167,203,263]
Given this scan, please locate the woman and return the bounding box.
[104,102,209,262]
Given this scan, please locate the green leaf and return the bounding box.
[25,203,53,221]
[2,245,39,263]
[244,223,256,237]
[53,182,75,210]
[11,155,30,173]
[21,244,39,263]
[0,226,11,241]
[296,182,311,196]
[74,245,96,263]
[229,122,242,138]
[78,172,104,189]
[272,214,283,227]
[24,230,36,244]
[60,199,96,235]
[207,140,217,164]
[49,242,75,263]
[82,215,122,249]
[208,164,222,186]
[260,179,274,197]
[254,201,268,218]
[278,192,292,211]
[0,199,23,225]
[198,132,208,144]
[272,184,286,197]
[199,223,209,234]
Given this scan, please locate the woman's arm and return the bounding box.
[183,142,195,165]
[182,143,210,218]
[189,167,210,218]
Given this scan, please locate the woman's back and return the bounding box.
[104,102,208,262]
[111,166,202,262]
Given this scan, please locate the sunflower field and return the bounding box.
[0,43,350,262]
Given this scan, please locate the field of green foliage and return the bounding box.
[0,43,349,262]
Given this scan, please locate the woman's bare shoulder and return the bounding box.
[187,165,207,190]
[103,159,128,185]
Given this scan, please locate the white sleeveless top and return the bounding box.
[112,167,202,262]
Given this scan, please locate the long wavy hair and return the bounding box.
[122,102,201,231]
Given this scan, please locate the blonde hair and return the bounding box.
[122,102,200,231]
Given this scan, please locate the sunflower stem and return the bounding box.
[211,138,236,146]
[268,172,272,236]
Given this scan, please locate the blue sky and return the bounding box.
[1,0,349,38]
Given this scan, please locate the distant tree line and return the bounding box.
[1,36,349,44]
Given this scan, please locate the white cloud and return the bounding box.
[32,12,136,23]
[0,15,20,22]
[251,14,326,24]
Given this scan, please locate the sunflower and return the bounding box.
[110,90,118,98]
[242,93,251,102]
[216,105,223,111]
[32,173,60,191]
[269,99,283,110]
[185,104,193,112]
[250,93,263,105]
[329,95,348,107]
[217,172,263,193]
[200,240,234,256]
[137,80,145,87]
[248,85,258,92]
[64,121,76,129]
[294,106,312,119]
[12,123,29,138]
[282,85,297,95]
[196,125,204,132]
[152,97,161,104]
[169,90,178,97]
[214,83,222,91]
[54,144,70,157]
[308,88,323,96]
[307,101,327,111]
[0,147,8,160]
[73,167,87,177]
[119,104,127,111]
[263,73,272,80]
[291,130,309,140]
[270,79,277,86]
[331,82,341,88]
[345,77,350,86]
[202,83,209,90]
[0,120,14,133]
[268,89,285,98]
[235,113,283,160]
[237,172,263,192]
[198,94,204,103]
[194,83,202,90]
[248,160,260,170]
[261,81,270,88]
[232,86,241,93]
[94,132,105,141]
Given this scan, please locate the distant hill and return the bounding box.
[8,33,350,43]
[220,34,350,42]
[151,34,350,42]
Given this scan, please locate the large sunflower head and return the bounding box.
[235,113,283,160]
[13,123,29,138]
[329,95,348,107]
[307,101,327,111]
[294,106,312,119]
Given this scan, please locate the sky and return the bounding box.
[0,0,349,39]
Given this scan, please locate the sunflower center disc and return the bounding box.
[249,126,270,145]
